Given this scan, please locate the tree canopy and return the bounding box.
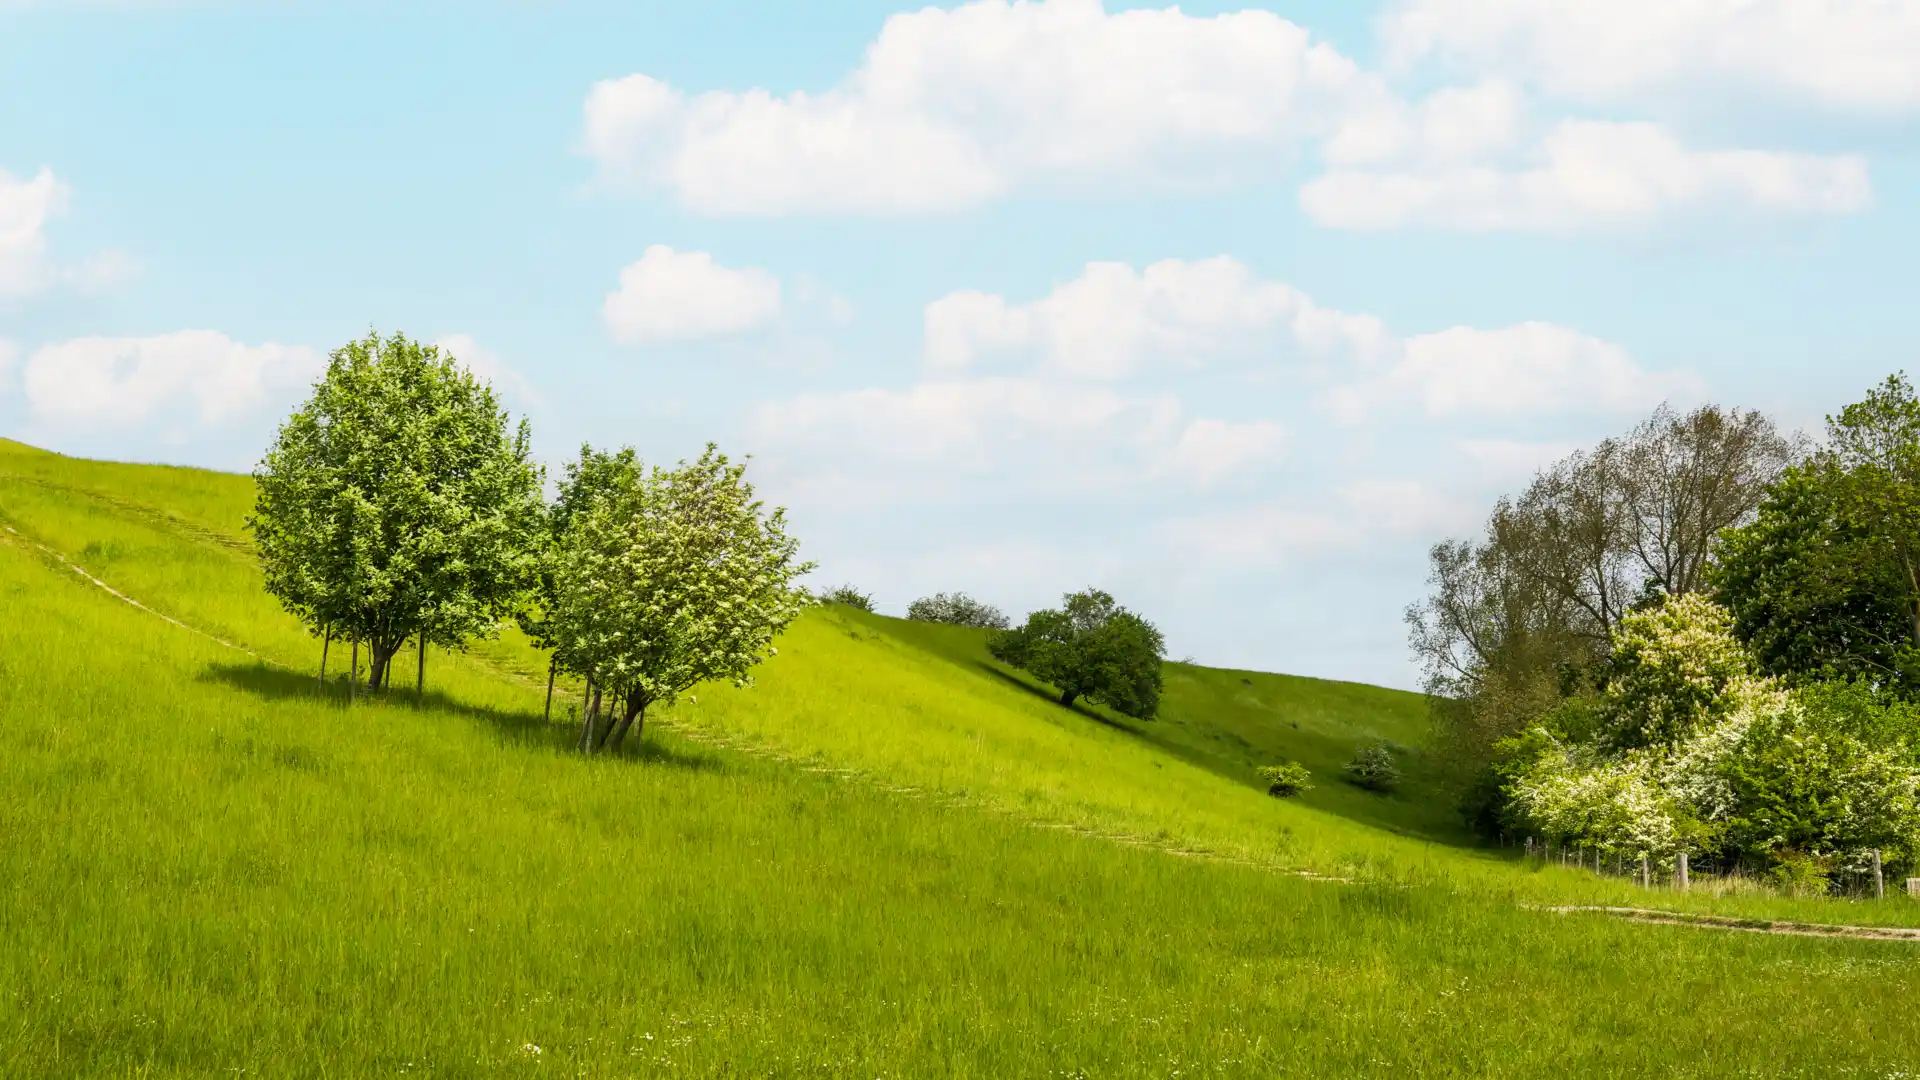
[250,331,545,690]
[989,589,1165,719]
[547,445,812,754]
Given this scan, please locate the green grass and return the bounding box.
[5,437,1920,1077]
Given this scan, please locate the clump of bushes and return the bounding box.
[907,591,1010,630]
[821,584,875,612]
[1345,740,1401,792]
[1259,762,1313,798]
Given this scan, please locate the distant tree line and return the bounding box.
[1411,383,1920,890]
[250,332,812,753]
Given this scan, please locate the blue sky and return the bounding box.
[3,0,1917,688]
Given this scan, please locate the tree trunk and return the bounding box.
[416,631,427,703]
[349,639,358,703]
[1059,688,1078,707]
[544,659,556,723]
[369,639,400,691]
[578,684,601,754]
[606,696,646,754]
[318,627,331,690]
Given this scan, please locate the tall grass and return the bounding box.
[4,440,1920,1076]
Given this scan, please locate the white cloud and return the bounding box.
[1457,437,1583,480]
[0,167,67,296]
[0,339,18,390]
[1163,479,1478,567]
[1303,120,1870,231]
[752,375,1282,496]
[582,0,1370,214]
[602,245,782,344]
[21,331,322,429]
[1321,321,1703,421]
[923,256,1394,377]
[1382,0,1920,113]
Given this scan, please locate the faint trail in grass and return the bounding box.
[0,472,253,556]
[0,523,264,662]
[1542,905,1920,942]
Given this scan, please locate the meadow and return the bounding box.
[3,437,1919,1078]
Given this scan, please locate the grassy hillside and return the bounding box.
[5,438,1920,1077]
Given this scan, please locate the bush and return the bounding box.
[906,591,1010,630]
[822,584,875,612]
[1345,741,1401,792]
[1259,762,1313,798]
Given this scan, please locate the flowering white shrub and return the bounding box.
[1506,594,1920,876]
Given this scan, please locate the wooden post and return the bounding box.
[1638,853,1649,888]
[416,631,427,703]
[1873,849,1885,900]
[544,658,556,723]
[1676,852,1689,891]
[318,626,332,690]
[349,638,358,704]
[1907,878,1919,899]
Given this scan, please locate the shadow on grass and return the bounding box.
[198,661,720,772]
[970,660,1138,731]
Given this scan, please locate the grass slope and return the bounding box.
[3,439,1920,1077]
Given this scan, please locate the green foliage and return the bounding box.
[822,583,876,612]
[1345,741,1401,792]
[516,445,640,653]
[1259,762,1313,798]
[1598,594,1754,751]
[547,444,813,752]
[249,331,544,688]
[906,590,1010,630]
[1714,462,1918,690]
[989,588,1166,719]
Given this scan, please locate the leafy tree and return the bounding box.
[1407,403,1798,804]
[1259,762,1312,798]
[250,331,544,692]
[822,584,875,612]
[989,589,1165,719]
[548,445,813,754]
[906,591,1010,630]
[1345,741,1401,792]
[517,445,640,716]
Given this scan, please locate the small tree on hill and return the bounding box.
[250,331,545,692]
[907,591,1010,630]
[1344,741,1401,792]
[989,588,1165,719]
[548,445,813,754]
[822,584,875,612]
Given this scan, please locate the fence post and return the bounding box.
[1873,849,1885,900]
[1677,852,1689,892]
[1638,853,1650,888]
[1907,877,1919,900]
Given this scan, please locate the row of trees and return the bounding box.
[1411,382,1920,888]
[250,333,811,753]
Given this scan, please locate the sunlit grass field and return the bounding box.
[4,437,1920,1077]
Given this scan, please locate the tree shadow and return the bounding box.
[970,660,1136,731]
[198,661,719,771]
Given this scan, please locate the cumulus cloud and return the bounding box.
[21,331,322,429]
[0,167,67,296]
[1304,119,1870,230]
[1382,0,1920,113]
[1162,479,1479,567]
[582,0,1369,214]
[1321,321,1703,421]
[751,375,1284,496]
[923,256,1394,377]
[602,245,783,344]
